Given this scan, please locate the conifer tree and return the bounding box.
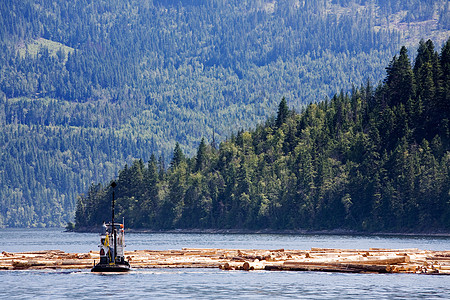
[276,97,289,127]
[414,40,437,109]
[170,142,186,169]
[385,46,415,107]
[195,137,207,172]
[440,39,450,126]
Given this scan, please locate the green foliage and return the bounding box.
[76,40,450,232]
[385,46,415,106]
[276,97,289,128]
[65,222,75,232]
[1,0,449,227]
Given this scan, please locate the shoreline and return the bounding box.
[71,227,450,237]
[4,225,450,237]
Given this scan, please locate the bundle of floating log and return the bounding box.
[1,248,449,275]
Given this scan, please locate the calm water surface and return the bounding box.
[1,228,449,299]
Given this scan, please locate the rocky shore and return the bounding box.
[1,248,450,275]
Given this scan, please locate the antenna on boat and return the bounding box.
[111,181,117,263]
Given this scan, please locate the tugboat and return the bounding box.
[91,181,131,272]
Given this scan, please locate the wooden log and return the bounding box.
[12,260,32,269]
[58,259,92,266]
[231,256,245,262]
[25,260,56,267]
[268,262,389,273]
[342,256,407,265]
[14,250,62,255]
[369,248,419,253]
[427,257,450,261]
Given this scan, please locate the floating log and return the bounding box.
[279,261,389,273]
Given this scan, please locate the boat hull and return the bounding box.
[91,262,131,272]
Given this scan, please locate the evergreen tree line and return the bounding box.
[75,40,450,232]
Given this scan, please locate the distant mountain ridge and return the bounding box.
[0,0,449,227]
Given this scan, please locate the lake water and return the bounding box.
[1,228,450,299]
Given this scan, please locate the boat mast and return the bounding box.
[111,181,117,263]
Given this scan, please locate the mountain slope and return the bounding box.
[1,0,449,227]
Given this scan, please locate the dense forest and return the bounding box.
[75,40,450,232]
[1,0,449,227]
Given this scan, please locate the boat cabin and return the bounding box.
[98,222,127,265]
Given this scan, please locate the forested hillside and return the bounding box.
[75,40,450,232]
[1,0,449,227]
